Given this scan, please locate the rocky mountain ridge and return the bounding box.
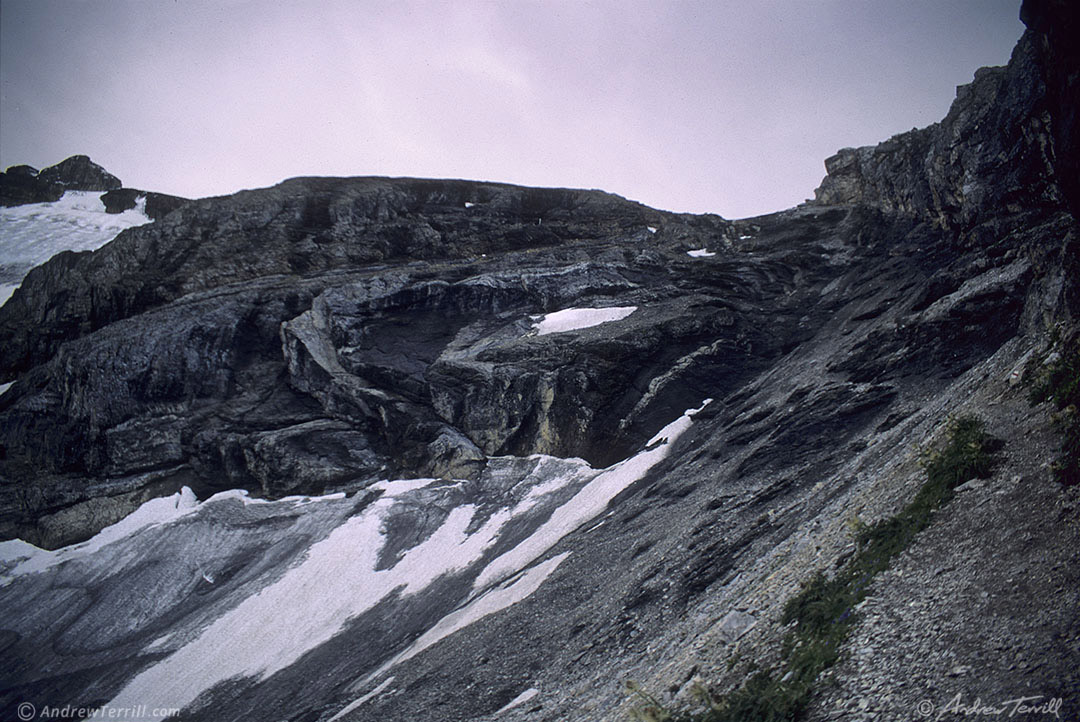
[0,154,188,220]
[0,155,120,206]
[0,2,1077,720]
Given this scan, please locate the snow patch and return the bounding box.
[105,478,517,716]
[531,306,637,336]
[0,381,11,397]
[203,488,351,507]
[1,487,199,585]
[497,687,541,714]
[646,226,657,234]
[464,201,476,208]
[687,248,715,257]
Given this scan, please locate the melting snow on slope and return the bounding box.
[0,487,199,584]
[332,399,712,717]
[0,191,151,305]
[473,399,711,590]
[94,400,710,719]
[531,306,637,335]
[105,477,515,715]
[687,248,715,257]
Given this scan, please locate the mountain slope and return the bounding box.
[0,2,1077,721]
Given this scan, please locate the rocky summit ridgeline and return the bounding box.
[1,2,1078,721]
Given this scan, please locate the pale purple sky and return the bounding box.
[0,0,1023,218]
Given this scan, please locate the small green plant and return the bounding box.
[632,416,1000,721]
[626,680,675,722]
[1028,335,1079,486]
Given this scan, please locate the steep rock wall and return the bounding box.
[0,3,1077,721]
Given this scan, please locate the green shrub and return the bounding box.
[1029,336,1080,486]
[630,416,1000,721]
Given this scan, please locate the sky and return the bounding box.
[0,0,1024,219]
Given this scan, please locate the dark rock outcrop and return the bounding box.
[36,154,121,191]
[1022,0,1080,218]
[100,187,190,221]
[4,165,38,178]
[0,165,63,206]
[813,32,1063,232]
[0,3,1077,721]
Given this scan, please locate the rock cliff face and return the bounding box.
[813,32,1062,229]
[0,3,1077,721]
[99,187,191,221]
[0,165,64,207]
[35,155,122,192]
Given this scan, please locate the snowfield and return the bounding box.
[0,191,151,304]
[0,400,709,721]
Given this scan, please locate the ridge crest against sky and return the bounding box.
[0,0,1022,219]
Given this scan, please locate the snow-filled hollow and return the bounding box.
[531,306,637,336]
[687,248,715,257]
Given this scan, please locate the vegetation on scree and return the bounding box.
[627,415,1001,722]
[1028,333,1080,486]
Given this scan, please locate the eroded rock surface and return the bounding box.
[0,2,1077,721]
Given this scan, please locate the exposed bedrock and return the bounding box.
[100,188,191,221]
[0,3,1078,720]
[0,155,122,207]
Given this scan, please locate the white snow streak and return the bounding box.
[497,687,541,714]
[687,248,715,257]
[531,306,637,335]
[330,400,710,717]
[106,479,514,715]
[0,487,199,585]
[474,399,711,590]
[327,676,396,721]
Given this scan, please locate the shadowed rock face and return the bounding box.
[0,165,64,207]
[100,188,190,221]
[35,155,122,192]
[0,5,1078,722]
[812,32,1063,231]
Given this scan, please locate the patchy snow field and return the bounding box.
[0,191,150,304]
[0,400,709,721]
